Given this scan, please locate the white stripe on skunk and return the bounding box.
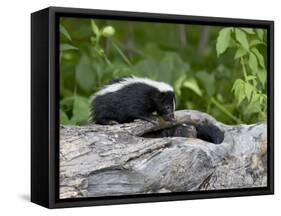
[94,76,174,98]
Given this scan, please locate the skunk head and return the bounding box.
[152,91,176,121]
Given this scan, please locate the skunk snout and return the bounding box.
[163,112,175,121]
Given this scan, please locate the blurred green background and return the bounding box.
[60,17,267,125]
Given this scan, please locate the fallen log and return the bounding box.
[59,110,267,199]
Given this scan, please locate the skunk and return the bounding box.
[90,76,176,125]
[142,123,224,144]
[90,76,224,144]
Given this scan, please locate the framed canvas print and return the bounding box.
[31,6,274,208]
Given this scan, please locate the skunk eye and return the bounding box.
[165,105,171,111]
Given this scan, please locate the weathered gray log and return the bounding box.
[60,110,267,199]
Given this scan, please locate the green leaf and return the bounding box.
[244,82,253,101]
[60,43,78,51]
[196,71,215,96]
[112,42,132,66]
[216,28,233,56]
[234,47,248,59]
[245,75,256,82]
[60,109,69,125]
[251,91,260,103]
[76,54,95,92]
[241,28,255,34]
[174,74,186,96]
[250,39,264,47]
[244,102,261,115]
[182,78,203,96]
[91,20,100,36]
[257,68,267,86]
[235,28,249,51]
[158,53,188,83]
[249,52,258,74]
[261,94,267,105]
[232,79,246,105]
[71,96,90,125]
[256,29,264,41]
[60,24,72,41]
[237,86,246,105]
[159,55,175,83]
[251,48,265,68]
[232,79,243,93]
[133,58,159,79]
[60,96,74,109]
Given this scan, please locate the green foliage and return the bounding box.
[60,24,72,41]
[216,27,232,56]
[216,27,267,122]
[60,44,78,51]
[76,54,95,92]
[59,18,267,125]
[235,28,249,51]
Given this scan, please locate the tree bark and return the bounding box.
[60,110,267,199]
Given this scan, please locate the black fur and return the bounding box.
[194,124,224,144]
[90,77,224,144]
[142,123,224,144]
[143,124,197,138]
[90,80,175,125]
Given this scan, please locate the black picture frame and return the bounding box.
[31,6,274,209]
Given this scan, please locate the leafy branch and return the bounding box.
[216,27,267,121]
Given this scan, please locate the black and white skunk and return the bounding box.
[90,76,224,144]
[90,76,176,125]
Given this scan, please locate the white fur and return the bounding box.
[93,77,174,98]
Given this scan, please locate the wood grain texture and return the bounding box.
[59,110,267,199]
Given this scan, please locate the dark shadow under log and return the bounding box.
[60,110,267,199]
